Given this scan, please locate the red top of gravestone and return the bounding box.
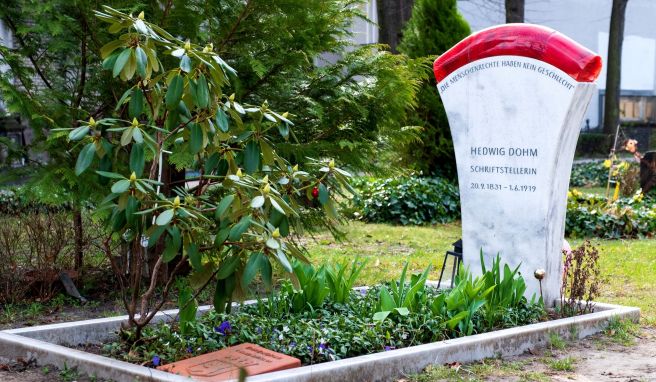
[433,24,602,83]
[157,343,301,381]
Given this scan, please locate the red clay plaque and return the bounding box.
[157,343,301,381]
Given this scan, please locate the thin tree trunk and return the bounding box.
[603,0,629,138]
[73,208,84,270]
[376,0,415,53]
[505,0,525,23]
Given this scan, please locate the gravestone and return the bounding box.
[434,24,602,305]
[157,343,301,381]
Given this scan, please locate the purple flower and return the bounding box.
[318,343,327,350]
[384,346,395,351]
[152,355,161,366]
[257,327,262,334]
[186,346,193,353]
[290,341,297,348]
[214,321,232,335]
[307,345,313,352]
[359,289,367,296]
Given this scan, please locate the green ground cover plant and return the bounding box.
[351,176,460,225]
[565,189,656,239]
[105,261,543,367]
[569,161,608,187]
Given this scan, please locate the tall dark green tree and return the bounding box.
[398,0,470,178]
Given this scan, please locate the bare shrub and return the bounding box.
[560,240,603,316]
[0,211,104,303]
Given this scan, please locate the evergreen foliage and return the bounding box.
[0,0,426,188]
[398,0,470,178]
[50,6,354,339]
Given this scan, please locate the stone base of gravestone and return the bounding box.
[640,151,656,194]
[157,343,301,381]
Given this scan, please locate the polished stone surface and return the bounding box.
[438,55,595,304]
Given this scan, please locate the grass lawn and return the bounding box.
[303,221,656,326]
[304,221,461,285]
[577,186,608,197]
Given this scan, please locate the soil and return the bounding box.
[525,327,656,381]
[410,327,656,382]
[0,360,112,382]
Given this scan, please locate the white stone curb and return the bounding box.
[0,298,639,382]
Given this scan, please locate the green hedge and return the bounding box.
[352,176,460,225]
[575,133,611,157]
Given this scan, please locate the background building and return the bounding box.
[458,0,656,132]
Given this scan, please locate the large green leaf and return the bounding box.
[180,54,192,72]
[189,123,203,154]
[75,143,96,175]
[162,232,181,262]
[215,194,235,220]
[178,285,197,335]
[187,243,202,271]
[196,74,209,108]
[129,88,143,118]
[275,250,292,273]
[318,183,329,205]
[216,108,229,132]
[134,46,148,78]
[165,75,184,110]
[242,252,263,288]
[228,215,251,241]
[111,179,131,194]
[156,208,175,226]
[113,48,131,77]
[250,195,265,209]
[69,126,89,141]
[243,141,260,174]
[379,286,396,311]
[129,143,145,176]
[216,255,240,280]
[259,255,273,289]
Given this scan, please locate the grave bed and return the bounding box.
[0,289,639,382]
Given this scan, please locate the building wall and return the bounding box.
[457,0,656,129]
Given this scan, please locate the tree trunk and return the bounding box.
[73,208,84,271]
[505,0,525,23]
[603,0,629,138]
[376,0,415,53]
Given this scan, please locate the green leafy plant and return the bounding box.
[373,263,431,322]
[352,176,460,225]
[282,260,330,313]
[479,252,531,329]
[54,7,351,340]
[569,160,608,187]
[566,189,656,239]
[432,267,494,336]
[325,258,368,304]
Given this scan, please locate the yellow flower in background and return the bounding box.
[603,159,612,168]
[613,182,621,201]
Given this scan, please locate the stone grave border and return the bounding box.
[0,287,639,382]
